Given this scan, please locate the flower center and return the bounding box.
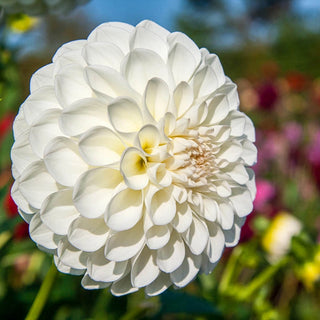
[172,135,216,188]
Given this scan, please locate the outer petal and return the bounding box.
[130,26,168,62]
[82,41,124,71]
[79,127,125,166]
[105,188,143,231]
[59,98,110,137]
[88,248,128,282]
[171,202,193,233]
[206,223,225,263]
[108,98,143,134]
[40,189,79,235]
[145,273,171,296]
[146,225,171,250]
[44,137,88,187]
[29,213,59,250]
[30,64,54,92]
[182,217,209,255]
[19,161,58,209]
[111,273,138,296]
[68,216,109,252]
[122,48,171,94]
[170,250,202,288]
[29,108,65,158]
[81,273,110,290]
[131,246,160,288]
[104,221,145,262]
[57,238,88,270]
[73,167,123,219]
[157,231,185,273]
[55,64,93,107]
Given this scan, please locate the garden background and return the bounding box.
[0,0,320,319]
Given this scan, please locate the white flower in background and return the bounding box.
[262,212,302,263]
[11,20,257,296]
[0,0,88,15]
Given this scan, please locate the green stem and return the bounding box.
[25,262,57,320]
[237,257,289,301]
[219,246,242,294]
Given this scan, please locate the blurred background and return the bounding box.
[1,0,320,319]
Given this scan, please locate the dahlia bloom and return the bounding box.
[0,0,88,15]
[11,20,257,296]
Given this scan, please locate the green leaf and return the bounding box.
[157,290,223,318]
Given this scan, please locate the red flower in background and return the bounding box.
[3,187,28,240]
[0,113,14,142]
[286,72,309,92]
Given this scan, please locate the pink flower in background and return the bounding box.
[254,180,276,212]
[307,130,320,191]
[283,122,303,147]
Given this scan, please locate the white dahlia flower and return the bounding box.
[11,20,257,296]
[0,0,88,15]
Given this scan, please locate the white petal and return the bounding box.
[205,54,225,87]
[106,188,143,231]
[130,26,168,62]
[108,97,143,134]
[53,40,87,62]
[40,189,79,235]
[147,163,172,188]
[170,250,201,288]
[205,95,230,125]
[11,131,39,175]
[84,65,140,101]
[206,223,225,263]
[174,81,194,117]
[167,32,201,67]
[23,86,60,125]
[104,221,145,261]
[223,215,245,247]
[44,137,88,187]
[243,114,255,141]
[193,66,219,98]
[131,246,160,287]
[54,255,85,275]
[149,187,176,225]
[30,64,54,92]
[157,231,185,273]
[241,140,257,166]
[183,217,208,255]
[218,202,234,230]
[29,213,59,250]
[168,43,197,84]
[144,78,170,121]
[203,198,218,222]
[81,273,110,290]
[57,238,88,269]
[224,163,249,185]
[171,202,192,233]
[73,167,122,219]
[227,111,246,137]
[59,98,110,137]
[229,189,253,217]
[82,41,124,71]
[12,108,28,140]
[120,147,148,190]
[11,181,34,216]
[88,248,127,282]
[137,20,170,41]
[217,141,242,162]
[146,225,171,250]
[55,64,92,107]
[122,48,171,94]
[111,273,138,296]
[88,22,133,54]
[19,161,58,209]
[68,216,109,252]
[246,168,256,200]
[29,109,64,158]
[137,124,161,151]
[145,272,171,296]
[79,127,125,166]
